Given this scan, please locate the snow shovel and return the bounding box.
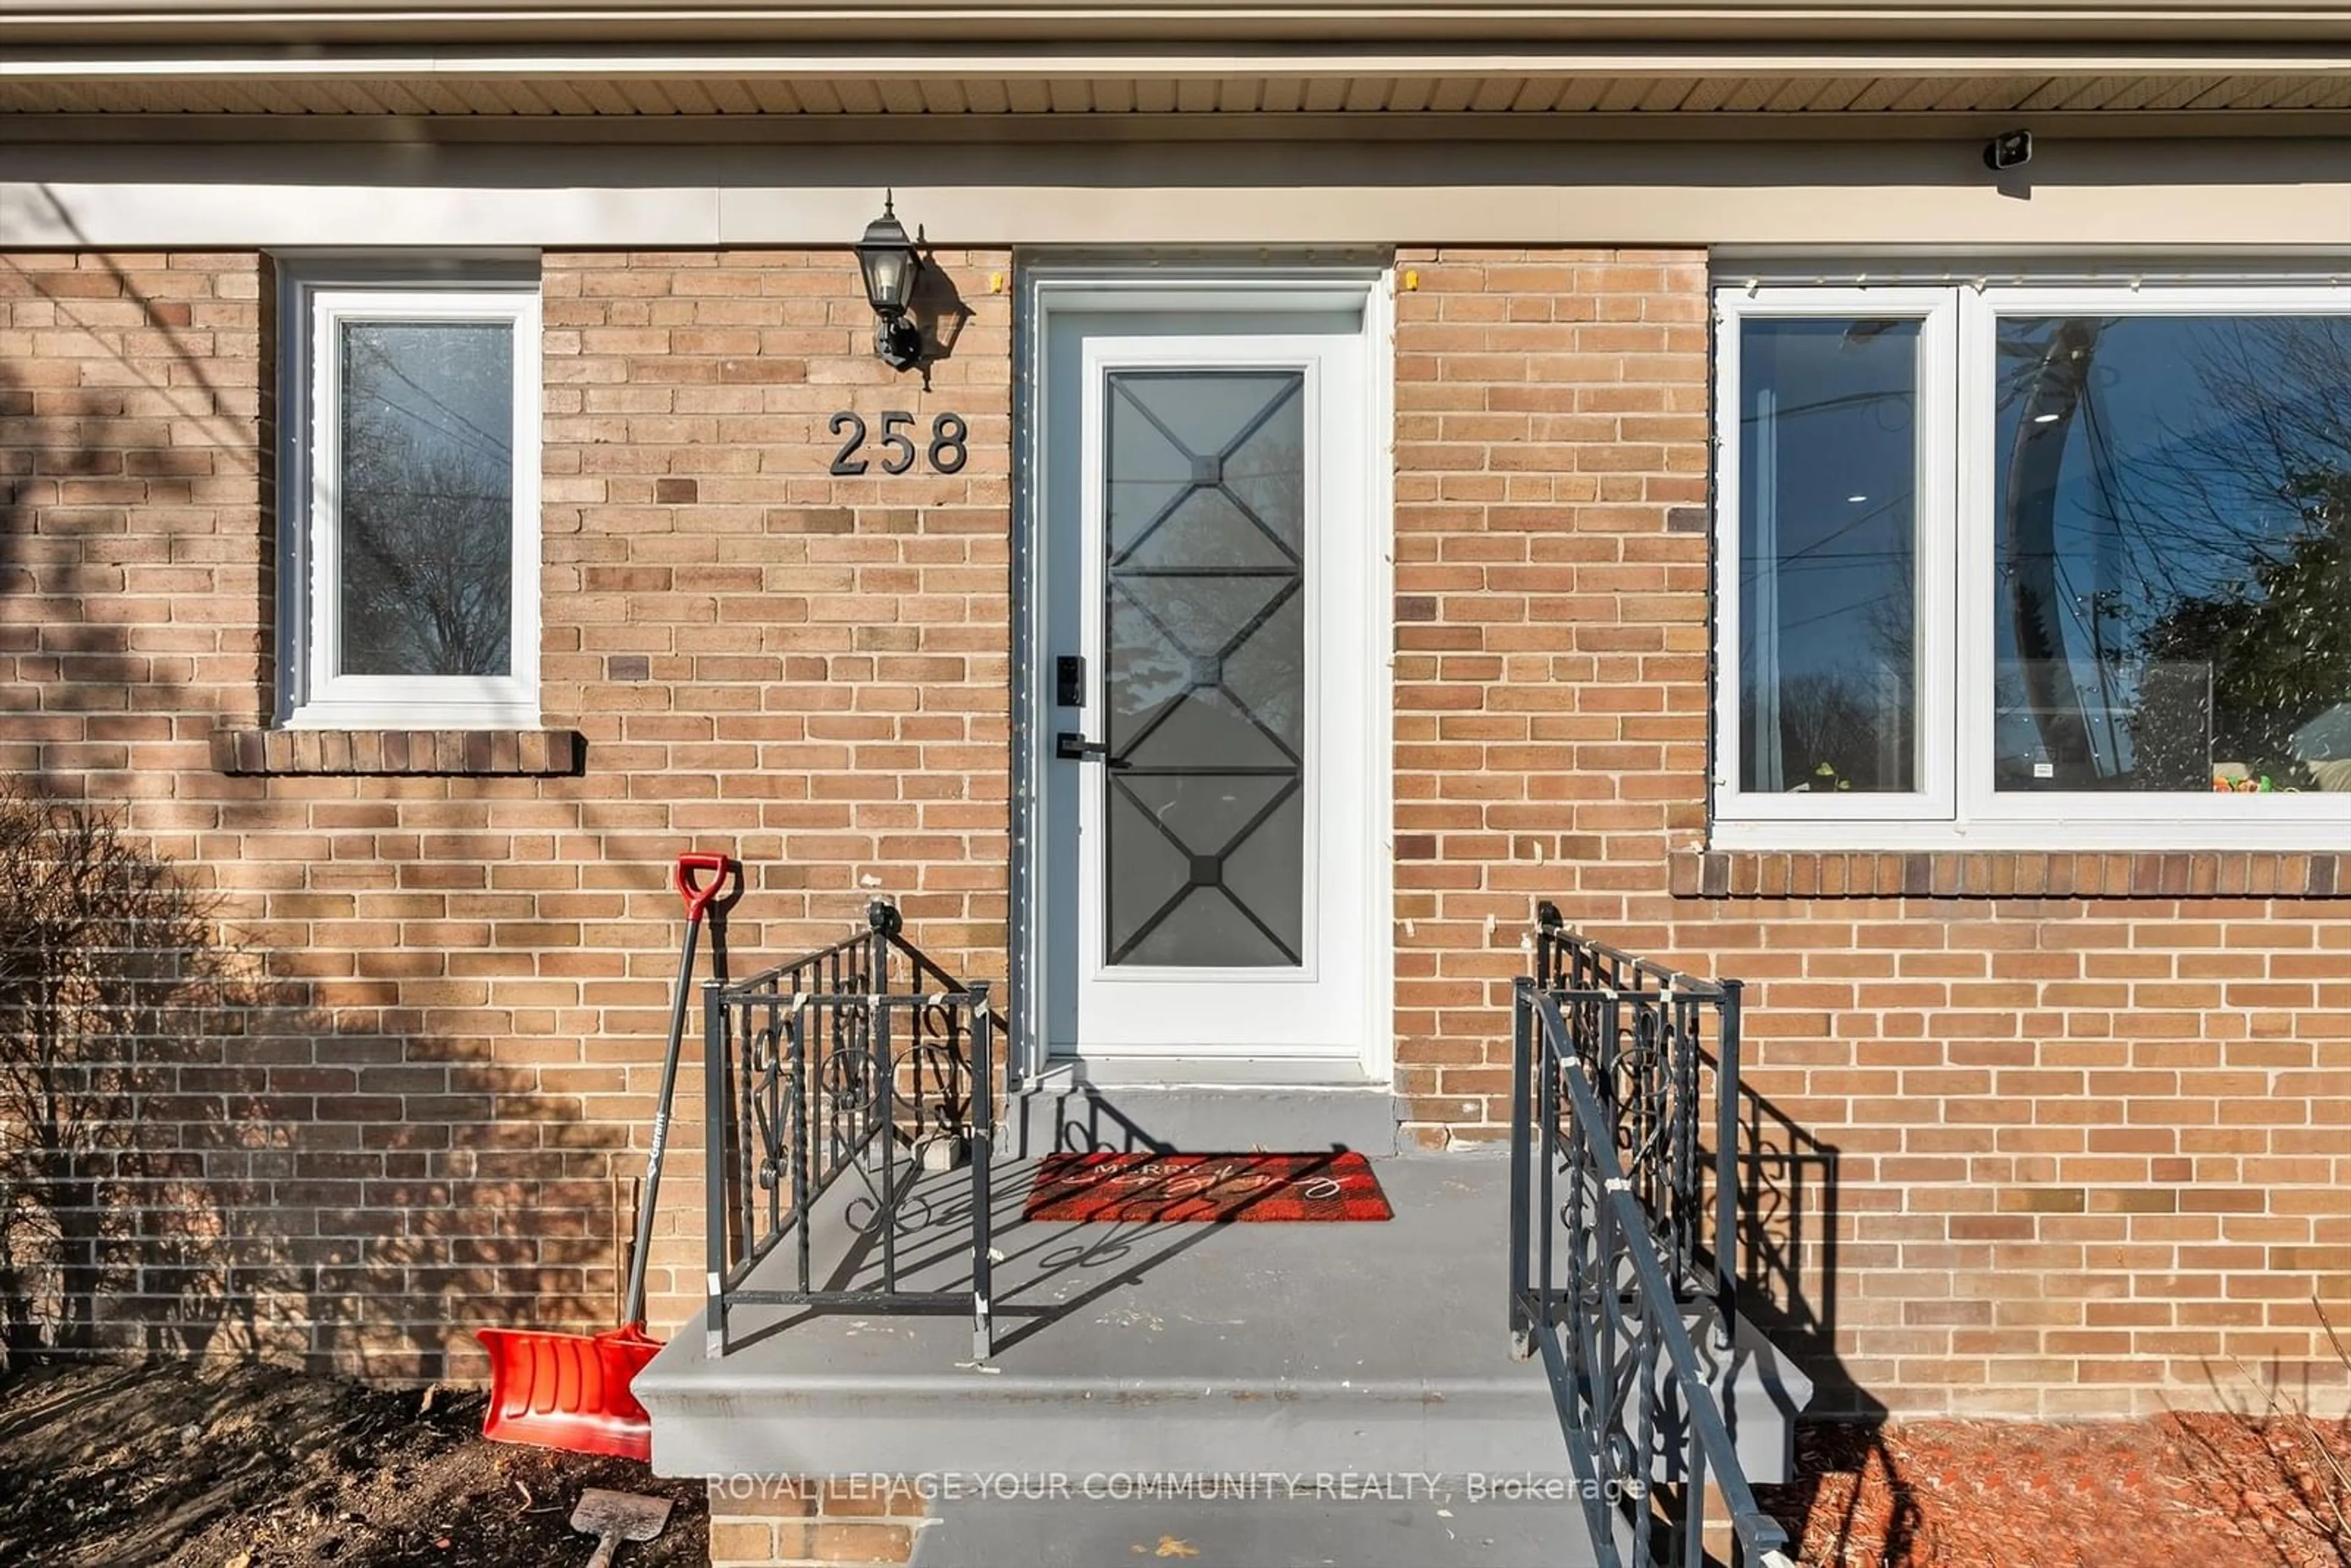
[478,850,739,1461]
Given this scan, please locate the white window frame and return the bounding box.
[282,277,540,729]
[1715,279,2351,851]
[1713,287,1959,833]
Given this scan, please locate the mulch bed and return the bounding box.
[0,1358,706,1567]
[1764,1414,2351,1567]
[10,1361,2349,1567]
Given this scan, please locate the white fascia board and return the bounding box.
[0,180,724,247]
[9,134,2351,248]
[15,0,2351,42]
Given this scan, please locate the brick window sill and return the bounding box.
[1670,849,2351,899]
[211,728,583,778]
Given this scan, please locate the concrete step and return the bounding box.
[907,1495,1603,1568]
[639,1155,1561,1479]
[1670,1299,1813,1487]
[637,1150,1806,1509]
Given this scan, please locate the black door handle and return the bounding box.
[1055,732,1114,763]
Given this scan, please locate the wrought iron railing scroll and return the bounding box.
[1512,908,1792,1568]
[703,899,994,1362]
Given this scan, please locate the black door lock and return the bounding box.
[1055,732,1112,763]
[1055,655,1086,707]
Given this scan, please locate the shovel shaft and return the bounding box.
[621,912,700,1332]
[585,1529,621,1568]
[621,853,735,1332]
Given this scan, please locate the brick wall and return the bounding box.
[1393,246,2351,1419]
[6,241,2345,1422]
[0,250,306,1360]
[706,1479,928,1567]
[0,247,1012,1373]
[1390,247,1712,1141]
[535,246,1013,1336]
[0,250,265,793]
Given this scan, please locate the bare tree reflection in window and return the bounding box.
[1993,313,2351,792]
[337,322,515,678]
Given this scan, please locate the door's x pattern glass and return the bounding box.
[1103,370,1308,969]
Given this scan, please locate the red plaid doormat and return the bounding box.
[1022,1151,1392,1223]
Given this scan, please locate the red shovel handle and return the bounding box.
[673,852,737,922]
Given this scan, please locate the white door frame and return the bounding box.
[1011,264,1395,1088]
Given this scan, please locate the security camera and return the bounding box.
[1983,130,2033,171]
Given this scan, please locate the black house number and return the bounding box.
[828,411,969,476]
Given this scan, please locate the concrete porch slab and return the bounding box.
[639,1147,1806,1517]
[639,1154,1567,1480]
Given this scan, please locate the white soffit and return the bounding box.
[7,71,2351,119]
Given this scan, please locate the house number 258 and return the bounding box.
[828,411,968,476]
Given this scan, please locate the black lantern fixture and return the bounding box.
[855,192,924,370]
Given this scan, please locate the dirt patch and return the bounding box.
[1766,1414,2351,1567]
[0,1359,706,1568]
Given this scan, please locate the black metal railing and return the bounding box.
[1530,903,1739,1340]
[1512,910,1792,1568]
[703,900,994,1361]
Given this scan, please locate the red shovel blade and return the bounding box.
[477,1324,661,1461]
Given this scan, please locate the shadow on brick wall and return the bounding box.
[0,771,631,1384]
[1731,1080,1860,1413]
[909,246,976,392]
[1730,1081,1929,1562]
[0,775,289,1369]
[0,271,642,1385]
[0,781,245,1366]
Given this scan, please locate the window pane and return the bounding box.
[337,320,515,677]
[1738,318,1921,795]
[1993,314,2351,793]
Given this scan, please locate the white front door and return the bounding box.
[1040,307,1375,1062]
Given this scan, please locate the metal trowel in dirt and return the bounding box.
[570,1488,672,1567]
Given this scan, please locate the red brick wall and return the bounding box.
[0,251,266,792]
[1390,247,1712,1139]
[1393,246,2351,1419]
[707,1479,927,1567]
[0,247,1011,1374]
[0,250,304,1362]
[7,242,2345,1420]
[534,246,1014,1336]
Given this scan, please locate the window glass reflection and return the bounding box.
[338,321,516,678]
[1994,315,2351,792]
[1738,318,1921,795]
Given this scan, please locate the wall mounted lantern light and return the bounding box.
[855,192,924,369]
